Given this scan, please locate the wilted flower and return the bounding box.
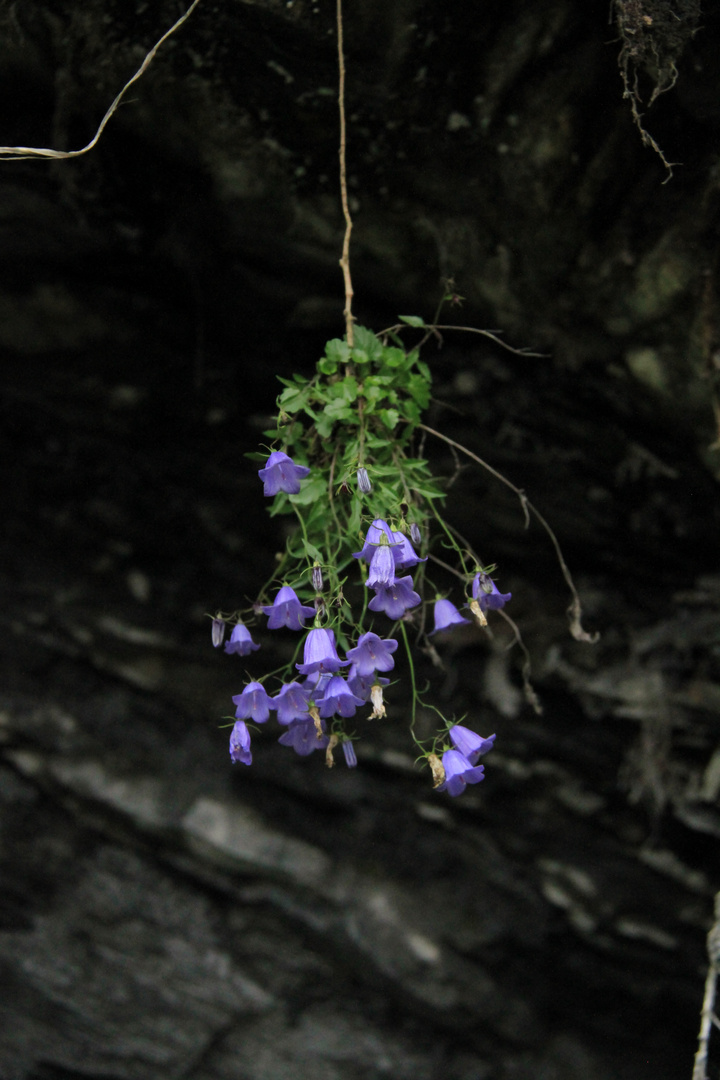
[211,616,226,648]
[229,720,252,765]
[471,572,511,612]
[368,576,421,619]
[296,627,350,675]
[232,681,274,723]
[429,598,471,636]
[356,467,372,494]
[273,681,312,725]
[263,585,316,630]
[437,749,485,796]
[258,451,310,497]
[346,631,398,676]
[224,623,261,656]
[278,717,329,756]
[369,682,386,719]
[317,675,365,718]
[448,724,496,764]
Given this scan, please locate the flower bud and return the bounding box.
[211,616,226,648]
[312,562,324,591]
[410,522,422,547]
[356,467,372,494]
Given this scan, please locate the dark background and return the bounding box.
[0,1,719,1078]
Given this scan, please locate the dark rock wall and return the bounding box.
[0,1,719,1078]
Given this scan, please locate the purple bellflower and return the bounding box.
[224,623,261,656]
[258,451,310,497]
[229,720,252,765]
[296,627,350,675]
[317,675,365,718]
[346,631,398,676]
[232,681,274,723]
[347,664,389,701]
[472,572,512,612]
[352,519,395,562]
[368,576,421,620]
[279,717,329,756]
[429,599,471,635]
[366,543,395,588]
[390,530,427,572]
[448,724,496,765]
[437,749,486,797]
[263,585,315,630]
[273,681,312,725]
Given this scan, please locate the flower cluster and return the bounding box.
[213,325,513,795]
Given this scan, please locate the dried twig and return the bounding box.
[0,0,202,161]
[336,0,355,346]
[693,891,720,1080]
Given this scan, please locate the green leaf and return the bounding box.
[379,408,400,430]
[302,539,324,563]
[278,385,309,413]
[325,338,351,366]
[399,315,426,328]
[353,325,383,362]
[288,476,327,506]
[317,357,338,375]
[406,373,430,408]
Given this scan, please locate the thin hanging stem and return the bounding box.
[420,422,598,644]
[336,0,355,346]
[0,0,202,160]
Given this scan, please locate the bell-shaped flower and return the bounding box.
[472,572,511,612]
[429,598,471,636]
[229,720,252,765]
[346,631,398,676]
[352,519,394,562]
[317,675,365,718]
[437,749,485,797]
[368,576,421,620]
[258,451,310,496]
[278,717,329,756]
[390,530,427,572]
[296,627,350,675]
[273,681,312,725]
[347,664,389,701]
[263,585,316,630]
[224,623,261,656]
[366,543,395,588]
[448,724,496,765]
[232,681,274,723]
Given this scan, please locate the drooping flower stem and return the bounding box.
[399,621,418,730]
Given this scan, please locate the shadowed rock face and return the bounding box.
[0,2,719,1078]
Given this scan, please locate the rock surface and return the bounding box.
[0,1,719,1078]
